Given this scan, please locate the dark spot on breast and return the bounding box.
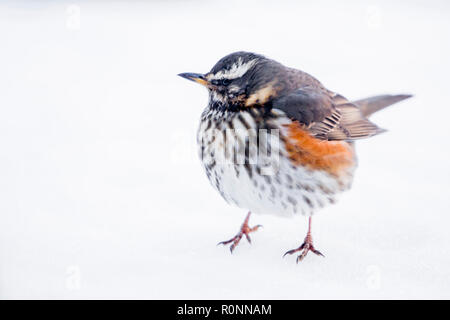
[205,160,216,171]
[237,113,251,130]
[234,166,239,177]
[244,163,252,178]
[287,196,297,206]
[303,195,314,208]
[215,176,221,189]
[319,184,333,195]
[205,120,212,131]
[270,186,276,198]
[275,175,281,184]
[317,199,324,208]
[285,174,293,184]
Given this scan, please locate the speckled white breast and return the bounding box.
[197,108,356,217]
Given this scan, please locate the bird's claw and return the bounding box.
[283,237,324,263]
[218,213,261,253]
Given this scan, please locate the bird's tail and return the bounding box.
[352,94,412,117]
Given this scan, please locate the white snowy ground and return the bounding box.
[0,0,449,299]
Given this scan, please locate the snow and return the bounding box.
[0,0,449,299]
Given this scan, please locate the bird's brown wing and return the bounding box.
[271,88,384,141]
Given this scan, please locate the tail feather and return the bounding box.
[353,94,412,117]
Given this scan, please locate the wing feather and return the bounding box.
[272,89,384,141]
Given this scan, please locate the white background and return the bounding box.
[1,0,449,299]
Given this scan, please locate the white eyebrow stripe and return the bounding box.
[208,58,257,80]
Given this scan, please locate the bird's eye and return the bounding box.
[211,79,231,86]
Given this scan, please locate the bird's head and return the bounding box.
[179,51,286,109]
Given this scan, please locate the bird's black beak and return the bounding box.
[178,72,209,87]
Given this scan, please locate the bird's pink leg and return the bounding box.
[283,216,324,263]
[218,212,262,253]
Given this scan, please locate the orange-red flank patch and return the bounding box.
[284,122,355,176]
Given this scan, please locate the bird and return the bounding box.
[178,51,411,263]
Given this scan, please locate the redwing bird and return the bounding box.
[179,52,411,263]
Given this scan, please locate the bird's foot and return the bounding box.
[283,233,324,263]
[218,212,262,253]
